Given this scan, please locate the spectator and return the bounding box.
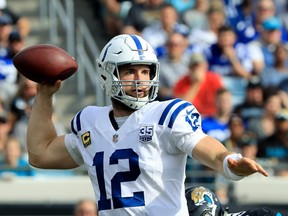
[226,0,255,44]
[0,30,25,104]
[73,199,98,216]
[233,76,264,125]
[0,14,12,52]
[182,0,210,30]
[173,52,223,117]
[224,114,258,160]
[201,88,233,143]
[204,25,254,79]
[0,0,31,37]
[7,29,24,58]
[9,76,37,130]
[247,89,283,142]
[122,0,165,35]
[257,108,288,176]
[142,3,189,51]
[229,0,284,44]
[249,16,286,69]
[0,136,35,177]
[254,0,275,28]
[0,15,19,103]
[157,31,190,100]
[0,60,18,103]
[0,110,11,157]
[227,0,270,44]
[99,0,133,37]
[260,43,288,88]
[188,5,226,52]
[255,0,288,42]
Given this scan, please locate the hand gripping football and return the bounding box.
[13,44,78,84]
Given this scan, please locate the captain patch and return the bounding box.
[81,131,91,147]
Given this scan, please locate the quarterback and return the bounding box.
[27,34,268,215]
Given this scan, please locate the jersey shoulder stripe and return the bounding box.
[70,106,111,135]
[158,98,182,125]
[168,102,192,128]
[158,98,193,129]
[70,119,77,135]
[70,109,83,135]
[76,109,83,131]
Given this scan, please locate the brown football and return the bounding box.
[13,44,78,84]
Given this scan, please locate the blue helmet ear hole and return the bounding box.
[204,194,213,204]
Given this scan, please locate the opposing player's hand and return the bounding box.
[37,80,62,97]
[228,157,269,177]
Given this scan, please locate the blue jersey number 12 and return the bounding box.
[93,148,145,211]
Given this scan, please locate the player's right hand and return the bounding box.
[37,80,62,96]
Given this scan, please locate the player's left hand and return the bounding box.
[228,157,269,177]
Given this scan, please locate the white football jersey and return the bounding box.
[65,98,207,216]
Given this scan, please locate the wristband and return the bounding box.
[223,153,244,181]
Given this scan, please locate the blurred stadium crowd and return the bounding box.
[1,0,288,206]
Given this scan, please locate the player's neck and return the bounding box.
[109,110,128,130]
[111,98,135,117]
[113,109,134,117]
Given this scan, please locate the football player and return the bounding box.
[27,34,268,215]
[185,186,282,216]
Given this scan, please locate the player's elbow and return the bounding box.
[28,154,49,169]
[26,145,54,169]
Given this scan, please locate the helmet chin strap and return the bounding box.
[111,97,139,112]
[119,95,149,110]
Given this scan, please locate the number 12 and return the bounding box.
[93,148,145,211]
